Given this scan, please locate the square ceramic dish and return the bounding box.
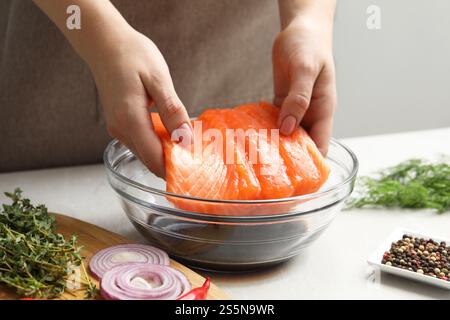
[368,228,450,290]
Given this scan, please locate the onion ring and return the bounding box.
[100,263,191,300]
[89,244,169,279]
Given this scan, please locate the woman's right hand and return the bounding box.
[87,27,192,178]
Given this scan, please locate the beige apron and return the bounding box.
[0,0,279,172]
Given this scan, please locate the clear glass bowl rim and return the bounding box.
[104,138,359,205]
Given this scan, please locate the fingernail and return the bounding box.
[176,123,193,144]
[280,115,297,135]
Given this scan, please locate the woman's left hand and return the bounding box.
[272,12,336,155]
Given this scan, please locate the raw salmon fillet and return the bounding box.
[238,102,329,195]
[198,110,261,200]
[151,113,229,200]
[150,102,330,214]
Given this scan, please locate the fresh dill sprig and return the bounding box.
[0,189,97,299]
[347,159,450,213]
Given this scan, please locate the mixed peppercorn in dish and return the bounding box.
[382,235,450,281]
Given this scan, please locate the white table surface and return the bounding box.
[1,127,449,300]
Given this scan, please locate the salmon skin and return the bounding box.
[150,102,330,215]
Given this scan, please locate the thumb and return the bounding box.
[142,72,192,142]
[277,65,317,136]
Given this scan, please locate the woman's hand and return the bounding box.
[88,28,192,178]
[273,6,336,155]
[33,0,191,178]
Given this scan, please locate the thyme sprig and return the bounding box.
[347,159,450,213]
[0,189,97,299]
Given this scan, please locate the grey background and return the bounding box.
[333,0,450,138]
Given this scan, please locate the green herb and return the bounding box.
[347,159,450,213]
[0,189,97,299]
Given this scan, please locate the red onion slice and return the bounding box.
[100,263,191,300]
[89,244,170,279]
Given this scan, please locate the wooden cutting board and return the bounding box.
[0,213,229,300]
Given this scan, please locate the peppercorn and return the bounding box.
[382,234,450,283]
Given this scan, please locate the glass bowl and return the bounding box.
[104,139,358,271]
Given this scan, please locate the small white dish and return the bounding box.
[368,228,450,290]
